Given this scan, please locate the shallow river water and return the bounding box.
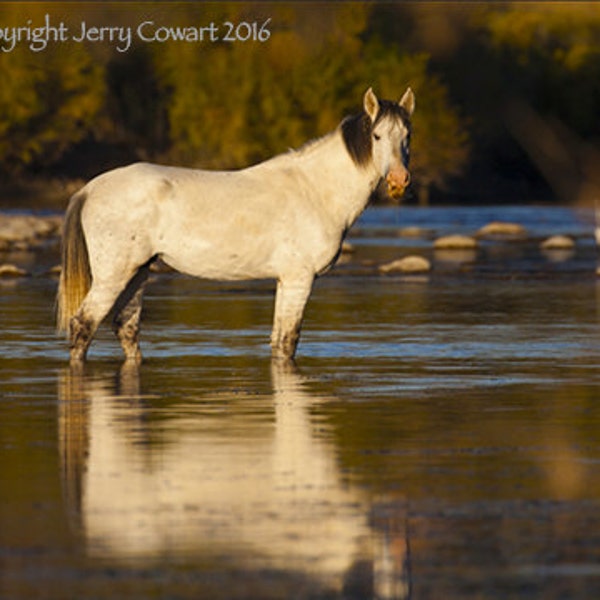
[1,206,599,599]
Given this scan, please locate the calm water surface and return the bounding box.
[1,206,599,599]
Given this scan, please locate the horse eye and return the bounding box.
[373,133,381,141]
[402,143,410,163]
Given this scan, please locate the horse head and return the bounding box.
[363,87,415,199]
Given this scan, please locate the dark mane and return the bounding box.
[341,99,411,168]
[341,112,373,167]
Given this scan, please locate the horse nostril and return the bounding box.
[386,168,410,193]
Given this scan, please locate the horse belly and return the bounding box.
[147,168,332,281]
[157,218,281,281]
[161,245,278,281]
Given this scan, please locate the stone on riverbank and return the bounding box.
[379,255,432,274]
[0,263,29,277]
[477,221,528,239]
[433,235,478,250]
[0,214,62,251]
[398,226,434,238]
[47,265,62,277]
[341,241,355,254]
[540,235,575,250]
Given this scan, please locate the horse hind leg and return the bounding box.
[69,284,125,363]
[69,311,96,363]
[113,287,144,363]
[69,261,153,363]
[112,261,152,363]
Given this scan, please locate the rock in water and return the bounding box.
[477,221,527,238]
[433,235,478,250]
[379,255,432,274]
[540,235,575,250]
[0,264,29,277]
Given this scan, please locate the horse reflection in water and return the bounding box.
[59,364,411,599]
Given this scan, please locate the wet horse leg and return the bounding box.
[113,287,145,363]
[271,274,314,362]
[69,262,151,363]
[112,264,151,363]
[69,312,96,363]
[69,283,125,363]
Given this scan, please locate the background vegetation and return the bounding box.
[1,2,599,206]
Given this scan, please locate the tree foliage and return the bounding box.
[482,3,600,135]
[152,4,373,167]
[1,2,599,204]
[0,6,105,175]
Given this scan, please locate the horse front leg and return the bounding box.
[271,275,314,362]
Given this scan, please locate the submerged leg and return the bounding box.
[112,265,151,363]
[69,312,96,363]
[113,287,144,363]
[69,261,153,363]
[271,274,314,362]
[69,284,124,363]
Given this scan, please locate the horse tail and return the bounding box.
[56,191,91,335]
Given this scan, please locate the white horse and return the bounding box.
[57,87,415,362]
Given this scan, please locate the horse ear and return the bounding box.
[399,87,415,116]
[363,87,379,122]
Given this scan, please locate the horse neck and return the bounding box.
[292,130,380,230]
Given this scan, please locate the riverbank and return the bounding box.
[1,205,598,280]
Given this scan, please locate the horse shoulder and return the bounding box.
[265,170,347,274]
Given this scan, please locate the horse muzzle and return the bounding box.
[386,167,411,199]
